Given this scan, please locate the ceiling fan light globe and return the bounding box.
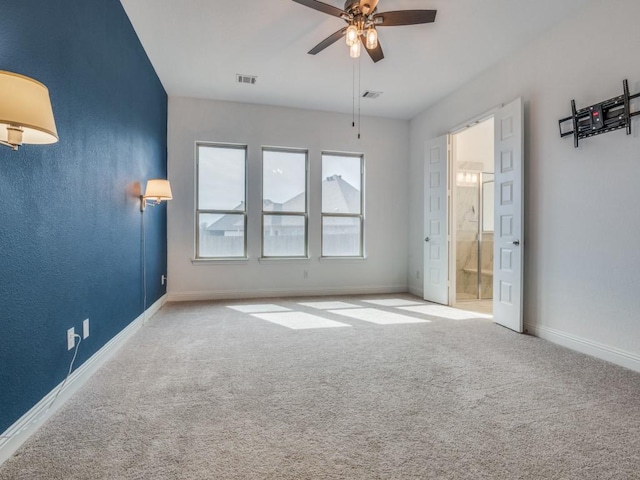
[350,41,361,58]
[346,25,359,46]
[365,27,378,49]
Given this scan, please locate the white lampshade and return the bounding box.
[350,41,361,59]
[366,27,378,50]
[0,71,58,146]
[346,25,359,47]
[144,179,173,201]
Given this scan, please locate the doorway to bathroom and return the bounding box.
[423,97,523,331]
[451,117,494,315]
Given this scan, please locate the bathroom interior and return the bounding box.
[453,117,494,314]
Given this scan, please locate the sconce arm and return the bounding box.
[0,139,19,151]
[140,196,163,212]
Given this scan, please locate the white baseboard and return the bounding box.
[0,295,167,467]
[407,284,422,298]
[525,322,640,373]
[167,285,408,302]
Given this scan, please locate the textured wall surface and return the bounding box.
[0,0,167,432]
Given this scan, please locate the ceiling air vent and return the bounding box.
[236,74,257,85]
[362,91,383,99]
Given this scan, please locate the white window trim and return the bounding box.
[195,142,248,260]
[261,147,309,259]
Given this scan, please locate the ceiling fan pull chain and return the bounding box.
[352,58,356,128]
[358,54,362,139]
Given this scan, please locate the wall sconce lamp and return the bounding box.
[140,178,173,324]
[140,179,173,211]
[0,71,58,151]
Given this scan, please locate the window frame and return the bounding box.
[261,146,309,259]
[320,151,365,258]
[195,142,248,260]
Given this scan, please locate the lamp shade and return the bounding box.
[350,41,361,59]
[346,25,359,47]
[366,28,378,50]
[144,179,173,201]
[0,71,58,145]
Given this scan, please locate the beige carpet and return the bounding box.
[1,294,639,479]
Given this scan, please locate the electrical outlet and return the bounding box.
[161,274,167,285]
[303,269,308,279]
[83,319,90,339]
[67,328,75,350]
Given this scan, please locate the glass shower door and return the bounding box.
[456,172,494,301]
[479,173,494,300]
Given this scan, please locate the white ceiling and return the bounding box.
[120,0,592,120]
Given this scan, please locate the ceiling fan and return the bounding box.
[292,0,437,63]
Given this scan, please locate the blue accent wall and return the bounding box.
[0,0,167,433]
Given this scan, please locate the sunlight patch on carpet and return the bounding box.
[330,308,430,325]
[227,304,291,314]
[399,305,492,320]
[251,312,352,330]
[298,301,360,310]
[362,299,425,307]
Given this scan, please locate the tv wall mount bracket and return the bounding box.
[559,79,640,147]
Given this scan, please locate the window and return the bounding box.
[196,143,247,258]
[262,148,308,257]
[321,153,364,257]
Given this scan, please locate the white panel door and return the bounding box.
[423,135,449,305]
[493,98,524,332]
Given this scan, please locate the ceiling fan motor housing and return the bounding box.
[344,0,378,16]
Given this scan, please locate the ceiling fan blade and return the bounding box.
[374,10,437,27]
[362,36,384,63]
[292,0,346,18]
[309,27,348,55]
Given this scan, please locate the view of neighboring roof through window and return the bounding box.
[321,153,364,257]
[196,143,247,259]
[262,148,308,258]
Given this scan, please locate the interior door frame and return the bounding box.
[448,107,501,309]
[449,133,456,307]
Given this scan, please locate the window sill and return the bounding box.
[319,256,367,262]
[258,257,311,264]
[191,258,250,265]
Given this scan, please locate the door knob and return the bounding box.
[425,237,430,242]
[512,240,520,246]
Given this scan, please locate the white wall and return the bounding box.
[454,118,494,173]
[168,97,410,300]
[409,0,640,369]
